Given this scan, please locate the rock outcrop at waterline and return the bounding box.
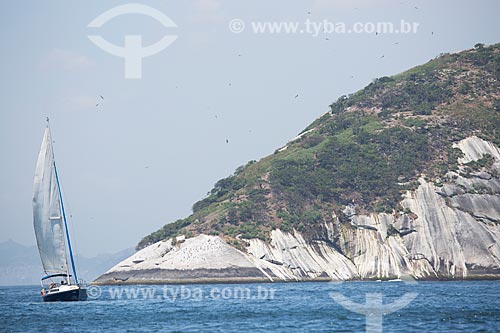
[95,44,500,285]
[94,136,500,285]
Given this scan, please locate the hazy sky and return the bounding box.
[1,0,499,257]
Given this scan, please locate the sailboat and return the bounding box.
[33,119,87,302]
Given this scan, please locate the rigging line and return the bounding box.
[58,149,82,279]
[45,119,70,280]
[48,123,79,285]
[54,161,79,285]
[45,119,71,280]
[58,179,82,281]
[46,119,82,275]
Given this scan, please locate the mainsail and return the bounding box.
[32,128,68,274]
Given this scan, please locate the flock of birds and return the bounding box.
[82,3,432,224]
[93,3,432,159]
[306,3,434,65]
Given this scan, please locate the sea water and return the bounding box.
[1,281,499,332]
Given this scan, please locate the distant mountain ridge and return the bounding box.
[95,43,500,284]
[0,239,133,286]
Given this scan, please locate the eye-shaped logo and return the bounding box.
[88,3,178,79]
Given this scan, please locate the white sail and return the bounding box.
[33,128,68,274]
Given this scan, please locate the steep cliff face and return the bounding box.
[95,44,500,284]
[95,136,500,284]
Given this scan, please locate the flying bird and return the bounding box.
[100,95,104,100]
[226,139,229,143]
[294,94,299,98]
[380,55,385,58]
[96,103,99,107]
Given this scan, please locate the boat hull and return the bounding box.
[43,287,87,302]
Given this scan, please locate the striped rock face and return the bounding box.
[95,137,500,284]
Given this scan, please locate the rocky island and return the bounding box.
[94,43,500,285]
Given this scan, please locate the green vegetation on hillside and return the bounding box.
[137,43,500,250]
[270,120,431,211]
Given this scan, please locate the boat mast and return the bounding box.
[47,119,79,285]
